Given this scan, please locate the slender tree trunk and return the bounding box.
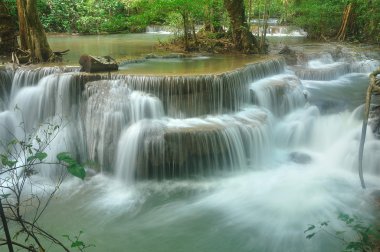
[16,0,53,62]
[182,12,189,51]
[336,3,352,41]
[259,0,270,52]
[16,0,28,49]
[0,200,14,252]
[282,0,288,23]
[224,0,257,53]
[190,17,197,44]
[248,0,252,25]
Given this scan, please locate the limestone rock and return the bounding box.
[279,46,297,65]
[289,152,312,164]
[369,105,380,139]
[79,55,118,73]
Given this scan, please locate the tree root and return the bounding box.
[11,48,69,65]
[358,68,380,189]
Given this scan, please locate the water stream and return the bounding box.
[0,43,380,252]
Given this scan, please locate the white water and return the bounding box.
[1,48,380,252]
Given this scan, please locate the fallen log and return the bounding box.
[79,54,118,73]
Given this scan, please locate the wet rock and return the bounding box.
[79,55,118,73]
[330,46,343,61]
[279,45,297,65]
[289,152,312,164]
[369,105,380,139]
[145,53,185,59]
[370,190,380,204]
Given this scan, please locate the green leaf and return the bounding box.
[320,221,329,227]
[1,155,17,167]
[34,152,48,161]
[7,139,18,146]
[306,233,316,239]
[346,241,362,250]
[27,156,35,162]
[1,154,8,165]
[67,163,86,180]
[304,225,315,233]
[71,240,85,248]
[57,152,76,165]
[57,152,86,180]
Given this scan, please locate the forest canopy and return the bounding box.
[3,0,380,43]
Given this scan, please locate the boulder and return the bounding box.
[369,105,380,139]
[79,55,118,73]
[279,45,297,65]
[289,152,312,164]
[370,190,380,204]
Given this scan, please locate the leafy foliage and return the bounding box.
[57,152,86,180]
[63,231,95,252]
[0,121,88,251]
[287,0,380,42]
[304,213,380,252]
[4,0,379,42]
[289,0,343,39]
[37,0,129,34]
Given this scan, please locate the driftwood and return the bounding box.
[79,54,118,73]
[11,48,30,64]
[11,48,69,64]
[358,67,380,189]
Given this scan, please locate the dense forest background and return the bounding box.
[3,0,380,43]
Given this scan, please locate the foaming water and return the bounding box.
[303,73,370,111]
[115,108,272,183]
[84,80,165,171]
[10,73,81,132]
[38,159,375,252]
[0,46,379,252]
[249,73,306,116]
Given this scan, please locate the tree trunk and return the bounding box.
[223,0,257,53]
[190,17,197,44]
[0,0,18,56]
[336,3,352,41]
[181,11,189,51]
[16,0,53,62]
[259,0,270,53]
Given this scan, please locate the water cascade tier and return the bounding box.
[1,54,379,181]
[1,48,380,252]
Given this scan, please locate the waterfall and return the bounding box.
[114,108,272,182]
[2,45,380,252]
[303,73,371,112]
[10,73,82,132]
[114,58,286,117]
[249,74,307,116]
[12,67,61,90]
[0,111,17,153]
[293,51,379,81]
[0,66,13,110]
[0,53,378,184]
[83,80,165,171]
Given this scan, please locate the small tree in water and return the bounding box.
[0,120,88,252]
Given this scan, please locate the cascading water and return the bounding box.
[0,47,380,252]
